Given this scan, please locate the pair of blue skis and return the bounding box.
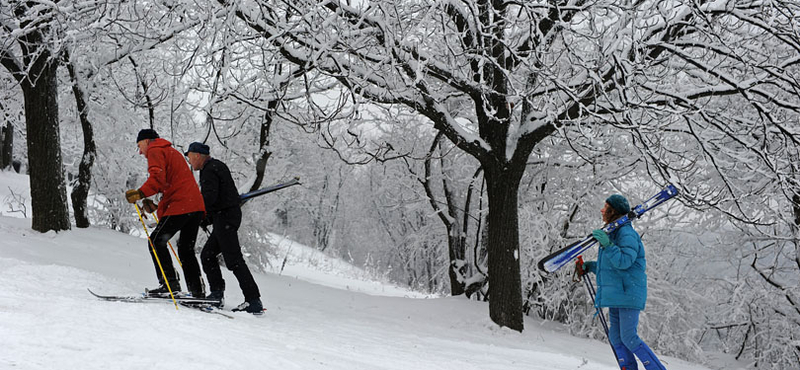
[537,184,679,274]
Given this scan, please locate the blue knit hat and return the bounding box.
[606,194,630,215]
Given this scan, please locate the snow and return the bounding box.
[0,171,731,369]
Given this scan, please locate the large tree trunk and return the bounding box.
[22,54,71,232]
[484,164,525,331]
[66,52,96,228]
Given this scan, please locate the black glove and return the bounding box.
[200,215,212,228]
[142,199,158,213]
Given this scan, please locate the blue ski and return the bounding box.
[537,184,679,273]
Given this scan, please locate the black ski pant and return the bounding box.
[200,207,261,301]
[148,211,204,295]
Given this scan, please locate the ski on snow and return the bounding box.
[87,288,234,319]
[537,184,679,274]
[179,302,235,319]
[87,288,220,304]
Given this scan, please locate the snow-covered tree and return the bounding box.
[200,0,800,333]
[1,0,70,232]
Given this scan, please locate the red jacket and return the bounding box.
[138,138,205,218]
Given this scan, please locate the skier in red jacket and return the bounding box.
[125,129,206,297]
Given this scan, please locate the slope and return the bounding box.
[0,171,723,370]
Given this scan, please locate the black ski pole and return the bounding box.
[577,256,622,369]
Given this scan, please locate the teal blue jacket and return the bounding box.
[584,221,647,310]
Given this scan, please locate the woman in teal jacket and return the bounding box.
[582,194,666,370]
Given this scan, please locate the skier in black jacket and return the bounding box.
[185,142,263,315]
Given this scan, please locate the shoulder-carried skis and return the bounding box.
[239,177,301,206]
[537,184,679,274]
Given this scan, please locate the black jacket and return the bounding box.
[199,158,240,213]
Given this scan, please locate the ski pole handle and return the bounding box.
[573,256,586,282]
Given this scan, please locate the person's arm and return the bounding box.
[139,149,167,197]
[603,232,639,270]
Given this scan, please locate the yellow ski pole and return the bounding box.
[135,203,179,310]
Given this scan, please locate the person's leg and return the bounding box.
[216,208,261,302]
[607,308,622,346]
[176,211,205,297]
[200,229,225,294]
[148,215,182,292]
[608,308,638,370]
[618,308,666,370]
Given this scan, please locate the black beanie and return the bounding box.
[136,129,159,142]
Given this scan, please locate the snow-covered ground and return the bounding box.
[0,171,735,369]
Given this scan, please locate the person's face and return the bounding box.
[137,139,150,156]
[187,152,204,170]
[601,202,616,224]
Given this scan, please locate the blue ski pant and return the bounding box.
[607,307,644,350]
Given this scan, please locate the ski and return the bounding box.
[239,177,301,205]
[88,289,255,318]
[537,184,679,274]
[87,288,222,305]
[181,301,264,318]
[179,302,235,319]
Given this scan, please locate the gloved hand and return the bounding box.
[592,229,611,247]
[583,261,596,274]
[125,189,145,203]
[142,199,158,213]
[200,215,212,228]
[574,259,587,278]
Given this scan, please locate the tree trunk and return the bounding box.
[22,54,71,232]
[447,231,467,296]
[250,102,276,192]
[422,132,468,296]
[484,164,525,331]
[66,52,96,228]
[0,121,12,169]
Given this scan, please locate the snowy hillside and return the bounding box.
[0,171,730,370]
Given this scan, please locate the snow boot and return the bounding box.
[632,343,666,370]
[613,344,638,370]
[233,298,264,315]
[206,291,224,308]
[146,279,181,296]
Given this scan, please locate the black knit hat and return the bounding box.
[136,129,159,142]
